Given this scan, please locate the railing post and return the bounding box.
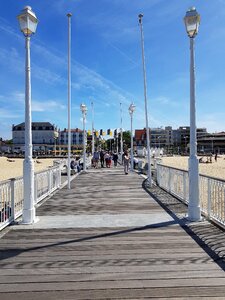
[48,170,51,194]
[59,167,62,187]
[10,178,16,222]
[168,168,171,193]
[156,164,160,186]
[207,177,211,219]
[183,172,187,202]
[34,174,38,204]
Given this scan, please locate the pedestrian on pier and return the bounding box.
[100,150,105,168]
[93,150,100,168]
[123,150,129,174]
[112,152,118,167]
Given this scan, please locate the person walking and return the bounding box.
[123,150,129,174]
[215,152,218,162]
[93,150,100,168]
[100,150,105,168]
[104,151,111,168]
[112,152,118,167]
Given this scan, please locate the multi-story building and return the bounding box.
[59,128,84,147]
[134,126,208,154]
[134,126,174,149]
[12,122,58,145]
[197,132,225,154]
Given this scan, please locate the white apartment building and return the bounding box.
[59,128,84,146]
[12,122,58,145]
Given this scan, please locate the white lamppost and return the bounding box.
[158,136,161,149]
[17,6,38,224]
[67,13,72,189]
[129,103,135,171]
[184,7,201,221]
[138,14,152,186]
[120,102,123,158]
[91,101,95,155]
[80,104,87,171]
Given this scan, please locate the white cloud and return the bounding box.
[32,100,66,112]
[0,108,21,119]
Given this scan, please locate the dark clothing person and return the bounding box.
[100,150,105,167]
[112,153,118,167]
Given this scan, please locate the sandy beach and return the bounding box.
[160,155,225,181]
[0,157,55,182]
[1,155,225,182]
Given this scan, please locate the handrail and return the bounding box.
[159,163,225,183]
[156,163,225,228]
[0,165,61,231]
[0,156,92,231]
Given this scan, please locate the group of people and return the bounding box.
[92,149,138,175]
[92,150,118,169]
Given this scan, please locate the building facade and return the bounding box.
[12,122,58,145]
[134,126,208,154]
[197,132,225,154]
[59,128,84,147]
[12,123,86,153]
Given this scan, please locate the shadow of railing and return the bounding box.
[142,178,225,272]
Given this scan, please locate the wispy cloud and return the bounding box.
[32,100,66,112]
[152,96,180,107]
[0,108,21,119]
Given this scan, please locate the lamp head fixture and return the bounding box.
[17,6,38,37]
[184,7,200,38]
[129,103,136,115]
[80,103,87,114]
[138,13,144,24]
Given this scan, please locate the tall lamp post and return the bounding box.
[158,136,161,149]
[129,103,135,171]
[120,103,123,157]
[80,104,87,171]
[184,7,201,221]
[17,6,38,224]
[67,13,72,189]
[91,101,95,155]
[138,14,152,186]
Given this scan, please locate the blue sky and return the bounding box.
[0,0,225,139]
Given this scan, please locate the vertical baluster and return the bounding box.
[183,172,187,202]
[34,174,38,204]
[48,170,51,195]
[207,177,211,220]
[219,182,223,222]
[168,168,171,193]
[10,179,15,222]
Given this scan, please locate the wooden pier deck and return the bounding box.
[0,166,225,299]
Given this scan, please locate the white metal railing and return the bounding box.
[0,165,61,231]
[0,156,92,231]
[157,164,225,227]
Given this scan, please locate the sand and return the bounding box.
[0,157,55,182]
[160,155,225,181]
[1,155,225,182]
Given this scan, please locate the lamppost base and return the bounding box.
[21,208,38,225]
[188,206,201,222]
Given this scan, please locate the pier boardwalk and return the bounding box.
[1,166,225,299]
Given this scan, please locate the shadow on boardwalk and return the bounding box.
[0,166,225,299]
[143,179,225,272]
